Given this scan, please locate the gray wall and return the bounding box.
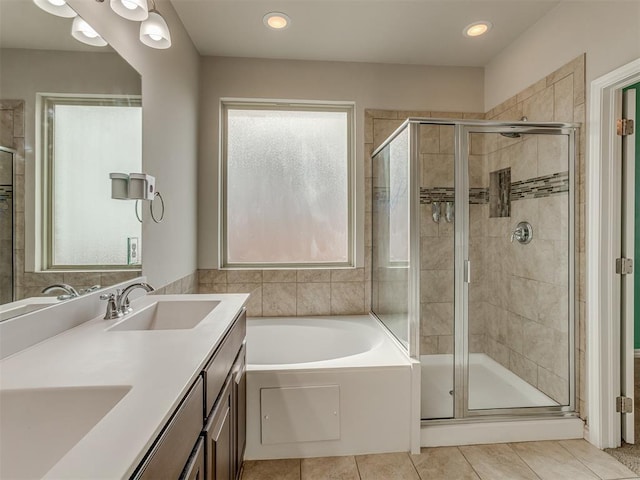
[68,0,200,289]
[198,56,485,270]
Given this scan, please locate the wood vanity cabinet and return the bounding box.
[181,438,205,480]
[134,377,204,480]
[131,308,247,480]
[203,310,247,480]
[204,376,233,480]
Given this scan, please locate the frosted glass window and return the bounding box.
[223,105,353,266]
[49,101,142,267]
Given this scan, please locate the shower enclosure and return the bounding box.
[371,119,577,421]
[0,146,15,304]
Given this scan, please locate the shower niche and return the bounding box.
[371,119,577,422]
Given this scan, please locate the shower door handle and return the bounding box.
[464,260,471,283]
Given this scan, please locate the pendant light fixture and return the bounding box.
[71,16,108,47]
[33,0,77,18]
[110,0,149,22]
[139,2,171,49]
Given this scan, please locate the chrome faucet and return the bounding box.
[116,282,155,316]
[42,283,80,300]
[99,292,121,319]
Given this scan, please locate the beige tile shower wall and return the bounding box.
[478,133,570,406]
[484,54,585,414]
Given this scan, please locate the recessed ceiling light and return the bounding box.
[263,12,290,30]
[463,21,492,38]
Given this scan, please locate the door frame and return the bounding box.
[587,57,640,449]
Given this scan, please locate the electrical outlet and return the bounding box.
[128,237,140,265]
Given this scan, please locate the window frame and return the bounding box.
[40,94,142,271]
[219,99,356,269]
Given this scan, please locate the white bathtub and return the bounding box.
[245,315,413,459]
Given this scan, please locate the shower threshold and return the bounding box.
[421,353,559,419]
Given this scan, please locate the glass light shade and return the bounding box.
[139,11,171,49]
[33,0,77,18]
[110,0,149,21]
[71,16,108,47]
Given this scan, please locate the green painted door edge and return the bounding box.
[626,82,640,349]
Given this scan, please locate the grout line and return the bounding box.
[556,441,605,480]
[404,451,422,480]
[354,455,363,480]
[504,443,545,480]
[457,446,488,480]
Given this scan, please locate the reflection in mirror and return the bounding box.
[0,0,142,321]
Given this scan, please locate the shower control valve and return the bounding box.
[510,221,533,244]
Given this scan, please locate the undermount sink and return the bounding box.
[0,385,131,479]
[109,300,220,331]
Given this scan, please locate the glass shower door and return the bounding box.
[464,127,574,414]
[371,127,411,348]
[418,122,456,420]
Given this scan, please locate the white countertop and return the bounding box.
[0,293,248,479]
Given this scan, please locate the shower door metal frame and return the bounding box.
[372,118,579,421]
[456,123,578,419]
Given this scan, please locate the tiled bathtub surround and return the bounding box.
[198,268,366,317]
[151,271,198,295]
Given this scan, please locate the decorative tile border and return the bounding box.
[418,171,569,206]
[419,187,487,205]
[511,171,569,200]
[0,185,12,200]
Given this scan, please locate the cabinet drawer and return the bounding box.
[204,309,246,417]
[180,437,205,480]
[136,377,204,480]
[204,376,233,480]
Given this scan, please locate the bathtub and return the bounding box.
[245,315,413,460]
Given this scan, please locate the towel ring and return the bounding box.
[134,199,143,223]
[150,191,165,223]
[134,192,164,223]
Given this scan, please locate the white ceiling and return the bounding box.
[170,0,561,67]
[0,0,562,67]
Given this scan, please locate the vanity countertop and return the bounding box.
[0,293,249,479]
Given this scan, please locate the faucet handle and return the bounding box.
[80,285,101,295]
[100,293,122,320]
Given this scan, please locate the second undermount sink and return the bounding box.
[109,300,220,331]
[0,385,131,479]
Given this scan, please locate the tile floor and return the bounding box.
[241,440,639,480]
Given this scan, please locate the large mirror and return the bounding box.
[0,0,142,321]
